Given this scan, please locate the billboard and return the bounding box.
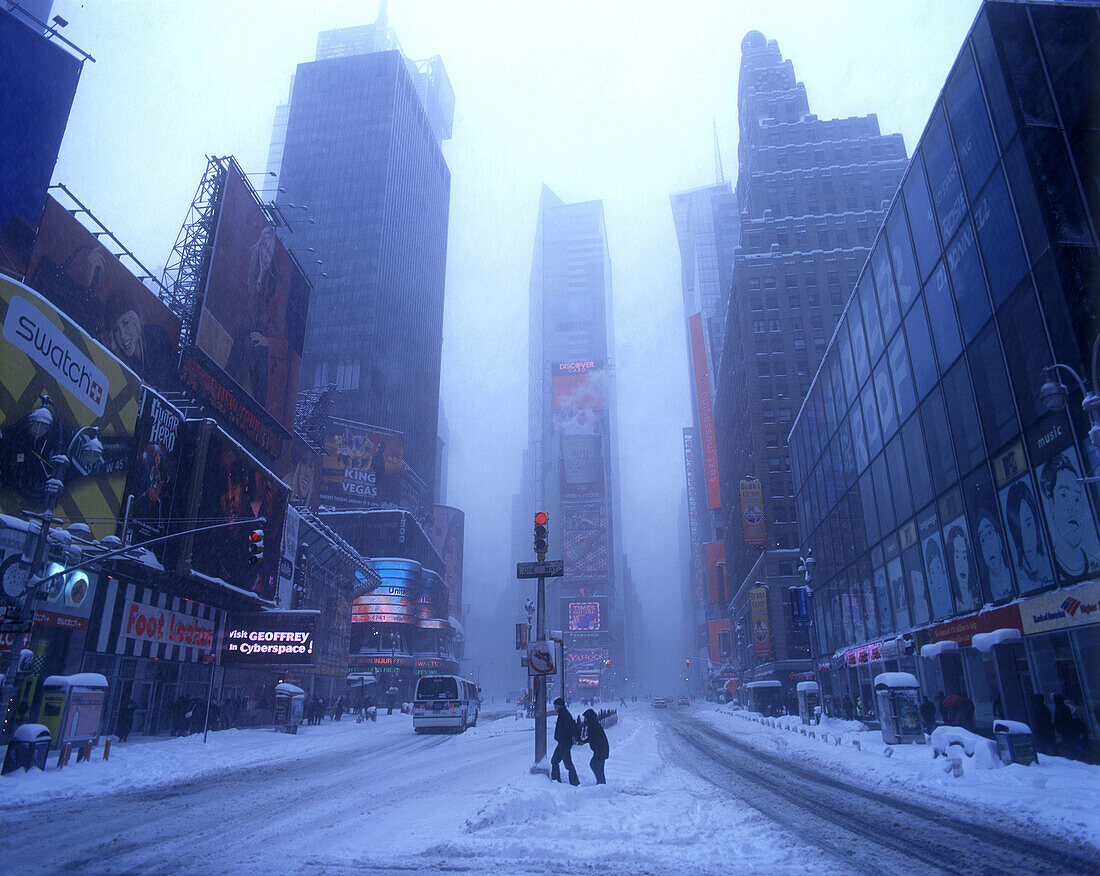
[0,10,81,279]
[121,389,184,564]
[704,540,725,605]
[222,610,318,666]
[563,596,608,633]
[277,433,321,511]
[749,585,771,660]
[319,417,404,510]
[683,428,706,605]
[0,276,141,538]
[740,477,766,547]
[187,425,289,601]
[689,313,721,509]
[554,361,606,502]
[26,195,181,388]
[190,162,310,438]
[429,505,465,620]
[562,502,608,581]
[276,505,299,609]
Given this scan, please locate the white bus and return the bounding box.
[412,675,481,733]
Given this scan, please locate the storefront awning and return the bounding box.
[919,640,959,660]
[971,628,1022,653]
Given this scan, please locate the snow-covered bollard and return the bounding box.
[883,746,894,758]
[944,742,965,778]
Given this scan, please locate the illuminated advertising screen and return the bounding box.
[429,505,465,619]
[26,196,181,388]
[0,10,81,279]
[320,416,404,510]
[0,276,141,539]
[187,426,289,601]
[190,162,310,438]
[562,503,607,580]
[121,389,184,564]
[222,610,318,667]
[554,361,606,502]
[564,597,607,633]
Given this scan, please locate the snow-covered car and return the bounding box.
[652,697,669,708]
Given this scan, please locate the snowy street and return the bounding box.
[1,703,1098,875]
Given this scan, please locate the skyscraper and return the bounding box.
[670,180,740,681]
[714,31,908,703]
[518,185,628,697]
[267,9,454,496]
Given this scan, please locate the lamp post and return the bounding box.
[1038,335,1100,482]
[0,395,104,740]
[797,548,820,713]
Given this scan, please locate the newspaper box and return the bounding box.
[993,719,1038,766]
[274,683,305,733]
[2,724,51,774]
[873,672,925,745]
[38,674,108,746]
[796,681,820,725]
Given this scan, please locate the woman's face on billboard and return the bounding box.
[112,309,143,360]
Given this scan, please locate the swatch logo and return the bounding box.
[3,295,108,417]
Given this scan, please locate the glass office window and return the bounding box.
[944,44,999,197]
[874,355,898,441]
[859,273,884,362]
[873,453,896,534]
[839,321,857,400]
[887,435,914,524]
[923,106,967,241]
[872,241,901,340]
[849,575,867,644]
[839,414,856,489]
[925,263,963,370]
[886,207,920,312]
[849,301,871,386]
[887,551,910,632]
[873,560,893,635]
[987,1,1057,128]
[860,564,879,640]
[945,218,992,342]
[903,158,941,281]
[902,414,935,511]
[888,332,917,422]
[1021,127,1092,246]
[974,168,1027,306]
[942,359,985,476]
[997,280,1053,430]
[922,387,958,495]
[1031,4,1100,132]
[860,469,880,546]
[969,322,1019,453]
[904,301,938,400]
[972,14,1018,148]
[861,380,883,458]
[1003,139,1049,261]
[850,398,870,473]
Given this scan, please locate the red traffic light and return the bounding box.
[534,511,548,526]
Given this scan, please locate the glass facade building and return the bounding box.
[788,0,1100,738]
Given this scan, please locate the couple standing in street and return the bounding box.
[550,697,609,785]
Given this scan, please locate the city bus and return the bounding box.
[412,674,481,733]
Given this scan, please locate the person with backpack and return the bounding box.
[583,709,610,785]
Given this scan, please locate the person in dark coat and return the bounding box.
[1052,694,1076,757]
[116,698,137,742]
[1030,694,1056,754]
[919,696,937,735]
[842,697,854,721]
[550,697,580,786]
[956,696,976,732]
[583,709,609,785]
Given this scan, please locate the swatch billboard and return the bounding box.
[26,195,181,389]
[186,161,310,452]
[0,276,141,539]
[0,10,81,279]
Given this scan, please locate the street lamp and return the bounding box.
[1038,335,1100,481]
[797,548,822,714]
[0,395,104,739]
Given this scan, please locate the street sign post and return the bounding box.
[516,560,564,579]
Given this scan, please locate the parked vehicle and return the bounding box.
[412,675,480,733]
[677,696,690,706]
[652,697,669,709]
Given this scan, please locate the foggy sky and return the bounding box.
[48,0,982,696]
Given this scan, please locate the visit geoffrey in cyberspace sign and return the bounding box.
[222,611,319,666]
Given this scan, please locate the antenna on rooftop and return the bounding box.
[713,120,725,184]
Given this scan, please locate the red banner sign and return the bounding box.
[689,313,721,509]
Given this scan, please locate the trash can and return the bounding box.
[873,672,926,745]
[274,683,305,734]
[993,719,1038,766]
[2,724,52,774]
[796,681,820,725]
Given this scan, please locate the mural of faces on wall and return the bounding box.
[1000,477,1055,593]
[974,510,1014,602]
[944,515,981,612]
[1037,451,1100,584]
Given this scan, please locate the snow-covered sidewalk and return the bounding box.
[695,705,1100,850]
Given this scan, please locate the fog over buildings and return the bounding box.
[43,0,983,696]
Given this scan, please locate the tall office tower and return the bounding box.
[671,180,740,681]
[518,185,627,698]
[267,9,454,496]
[714,32,908,699]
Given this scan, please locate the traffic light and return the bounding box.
[533,511,548,557]
[248,529,265,564]
[685,658,691,667]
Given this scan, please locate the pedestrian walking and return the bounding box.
[919,696,937,736]
[843,696,854,721]
[583,708,609,785]
[619,696,626,709]
[956,695,976,732]
[550,697,580,786]
[116,698,137,742]
[387,685,398,716]
[1030,694,1056,754]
